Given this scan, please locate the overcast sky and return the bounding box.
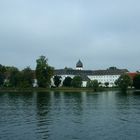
[0,0,140,71]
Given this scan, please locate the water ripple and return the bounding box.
[0,91,140,140]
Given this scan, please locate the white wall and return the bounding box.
[82,81,87,87]
[51,74,120,87]
[88,75,120,87]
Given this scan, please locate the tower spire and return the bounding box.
[76,60,83,70]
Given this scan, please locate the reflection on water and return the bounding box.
[0,91,140,140]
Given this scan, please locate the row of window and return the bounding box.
[93,75,119,78]
[97,79,116,82]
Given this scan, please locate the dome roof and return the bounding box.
[76,60,83,68]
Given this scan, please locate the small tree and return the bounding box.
[71,76,82,88]
[8,67,20,87]
[86,80,92,88]
[133,74,140,89]
[114,80,118,87]
[116,74,132,92]
[87,80,99,91]
[104,82,109,88]
[0,64,6,87]
[91,80,99,91]
[53,75,62,87]
[19,67,34,88]
[63,76,72,87]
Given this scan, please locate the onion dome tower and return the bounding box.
[76,60,83,70]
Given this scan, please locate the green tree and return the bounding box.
[91,80,99,91]
[0,72,5,87]
[87,80,99,91]
[92,80,99,91]
[114,80,118,87]
[7,67,20,87]
[104,82,109,88]
[86,80,92,88]
[63,76,72,87]
[116,74,132,92]
[133,74,140,89]
[19,67,34,88]
[71,76,82,88]
[36,56,54,87]
[53,75,62,87]
[0,64,6,87]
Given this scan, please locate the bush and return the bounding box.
[133,74,140,89]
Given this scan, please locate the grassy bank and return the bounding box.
[0,87,122,93]
[0,87,94,93]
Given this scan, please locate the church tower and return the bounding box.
[76,60,83,70]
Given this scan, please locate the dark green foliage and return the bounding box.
[86,80,91,88]
[87,80,99,91]
[63,76,72,87]
[0,64,6,86]
[116,74,132,92]
[53,75,62,87]
[18,67,34,88]
[1,66,34,88]
[104,82,109,87]
[92,80,99,91]
[114,80,118,86]
[7,67,20,87]
[133,74,140,89]
[36,56,54,87]
[71,76,82,88]
[0,73,5,87]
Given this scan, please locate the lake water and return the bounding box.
[0,91,140,140]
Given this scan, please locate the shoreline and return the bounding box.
[0,87,125,93]
[0,87,138,93]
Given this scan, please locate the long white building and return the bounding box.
[53,60,128,87]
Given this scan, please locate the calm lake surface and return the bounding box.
[0,91,140,140]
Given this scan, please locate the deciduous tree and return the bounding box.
[8,67,20,87]
[0,64,6,87]
[133,74,140,89]
[53,75,62,87]
[63,76,72,87]
[116,74,132,92]
[71,76,82,88]
[104,82,109,88]
[19,67,34,88]
[36,56,54,87]
[87,80,99,91]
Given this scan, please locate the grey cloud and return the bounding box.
[0,0,140,71]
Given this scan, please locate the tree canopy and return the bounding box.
[0,64,6,87]
[133,74,140,89]
[71,76,82,88]
[87,80,99,91]
[6,66,20,87]
[115,74,132,92]
[36,56,54,87]
[104,82,109,88]
[63,76,72,87]
[18,67,34,88]
[53,75,62,87]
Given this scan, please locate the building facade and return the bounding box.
[53,61,129,87]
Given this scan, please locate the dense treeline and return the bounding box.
[0,55,54,88]
[0,65,34,88]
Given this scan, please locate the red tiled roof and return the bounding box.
[127,72,137,79]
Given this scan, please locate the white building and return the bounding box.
[53,61,128,87]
